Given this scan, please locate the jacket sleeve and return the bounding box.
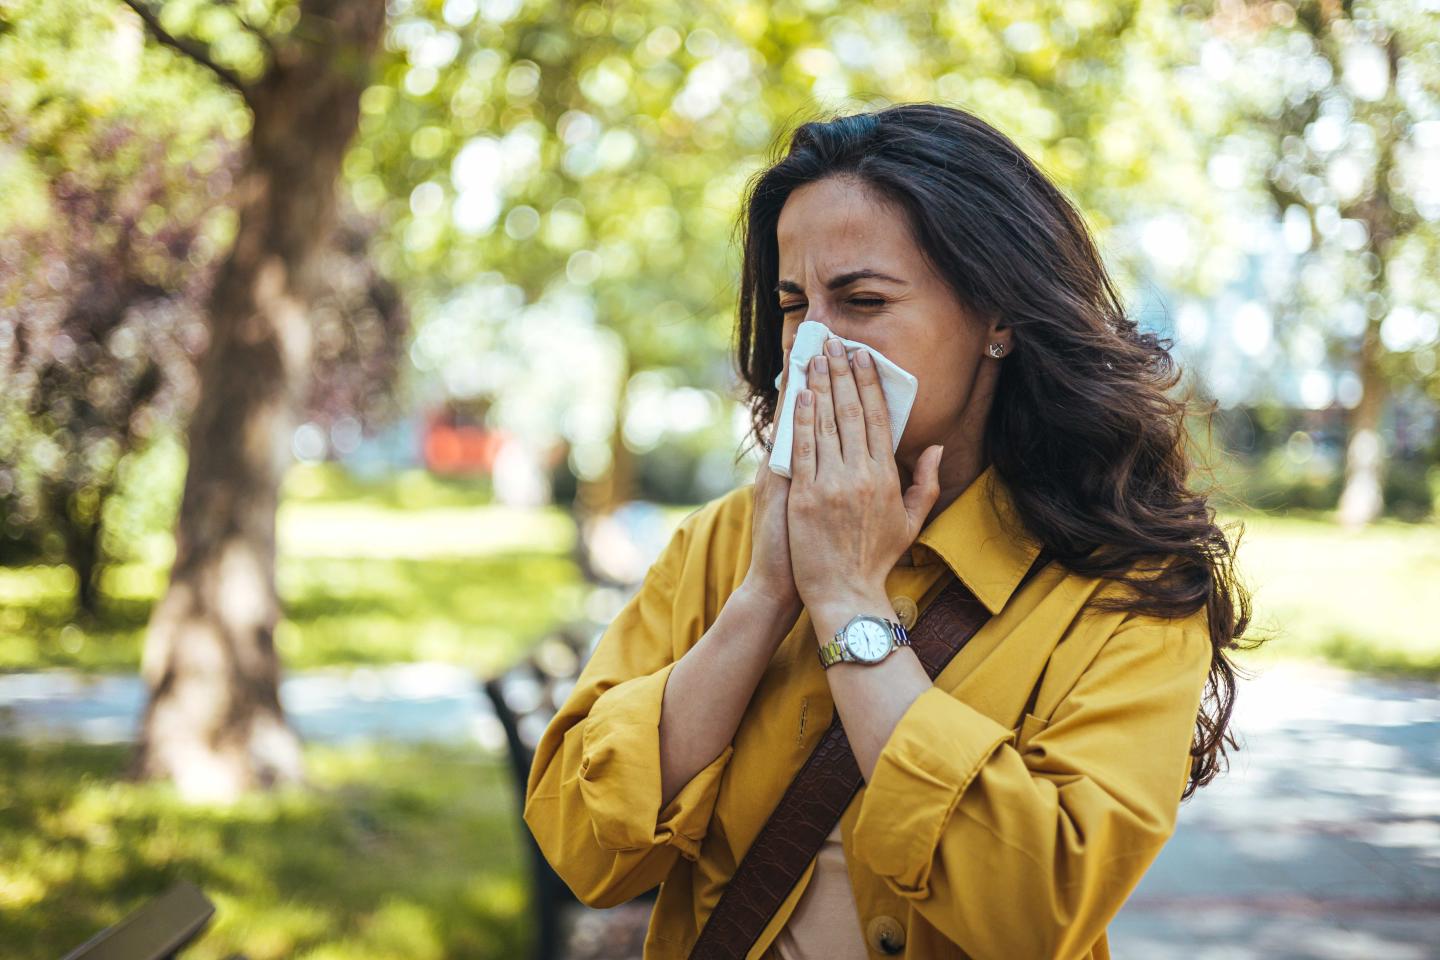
[522,505,737,909]
[848,606,1212,960]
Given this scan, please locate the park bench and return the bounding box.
[482,499,683,958]
[484,616,659,960]
[61,881,229,960]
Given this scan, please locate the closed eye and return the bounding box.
[779,298,886,314]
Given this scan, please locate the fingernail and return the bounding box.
[799,389,812,406]
[814,355,828,373]
[825,337,844,357]
[855,348,872,368]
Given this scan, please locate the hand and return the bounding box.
[738,360,803,618]
[787,337,944,622]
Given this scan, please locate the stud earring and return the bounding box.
[987,342,1006,358]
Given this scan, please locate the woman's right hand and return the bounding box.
[740,361,803,619]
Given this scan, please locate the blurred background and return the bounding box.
[1,0,1437,957]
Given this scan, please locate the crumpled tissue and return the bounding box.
[768,319,918,478]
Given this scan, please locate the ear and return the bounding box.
[984,313,1013,358]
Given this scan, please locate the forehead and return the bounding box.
[775,177,916,267]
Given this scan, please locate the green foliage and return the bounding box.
[99,433,189,568]
[1225,449,1346,515]
[0,0,245,218]
[0,739,531,960]
[0,117,222,579]
[1204,443,1436,520]
[1381,456,1438,521]
[366,0,1217,476]
[1174,0,1440,487]
[0,0,409,598]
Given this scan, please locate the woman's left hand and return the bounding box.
[787,335,945,623]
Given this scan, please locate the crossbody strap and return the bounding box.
[687,549,1052,958]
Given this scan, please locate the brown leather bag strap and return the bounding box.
[687,550,1052,959]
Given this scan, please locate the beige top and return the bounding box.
[761,821,869,959]
[764,548,919,959]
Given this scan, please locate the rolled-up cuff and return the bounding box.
[579,660,734,861]
[851,685,1017,898]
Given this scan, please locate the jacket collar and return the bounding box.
[913,464,1042,616]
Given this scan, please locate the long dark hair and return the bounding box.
[730,102,1257,800]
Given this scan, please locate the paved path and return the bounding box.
[0,661,510,749]
[1111,659,1440,959]
[1,658,1436,958]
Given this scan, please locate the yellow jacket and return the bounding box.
[523,465,1211,959]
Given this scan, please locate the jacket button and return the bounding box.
[866,914,906,955]
[890,596,918,629]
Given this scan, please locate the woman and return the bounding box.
[524,102,1253,960]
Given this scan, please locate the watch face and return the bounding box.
[844,618,892,662]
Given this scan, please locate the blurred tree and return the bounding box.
[0,123,407,613]
[2,3,408,791]
[105,0,389,800]
[0,122,217,612]
[361,0,1220,518]
[1196,0,1440,526]
[304,210,411,451]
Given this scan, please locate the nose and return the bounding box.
[810,314,858,342]
[788,304,852,339]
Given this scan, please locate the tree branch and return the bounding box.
[119,0,256,108]
[211,0,278,63]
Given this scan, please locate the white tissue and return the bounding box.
[768,320,919,478]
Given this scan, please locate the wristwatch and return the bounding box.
[818,614,912,669]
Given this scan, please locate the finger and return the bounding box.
[824,337,868,462]
[902,444,945,537]
[807,354,841,473]
[851,347,892,462]
[791,380,816,484]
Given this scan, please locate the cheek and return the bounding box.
[905,355,978,425]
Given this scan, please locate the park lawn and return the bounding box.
[0,497,587,674]
[0,738,532,960]
[1223,511,1440,678]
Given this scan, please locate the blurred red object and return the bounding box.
[422,403,505,475]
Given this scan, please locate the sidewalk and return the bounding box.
[1110,659,1440,959]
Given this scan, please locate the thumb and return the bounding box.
[901,444,944,535]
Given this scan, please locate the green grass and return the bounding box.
[0,498,587,673]
[280,462,502,511]
[1224,511,1440,679]
[0,739,532,960]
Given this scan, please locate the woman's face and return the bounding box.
[774,175,1007,466]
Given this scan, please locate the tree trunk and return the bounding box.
[595,354,637,515]
[52,485,102,619]
[1337,320,1386,528]
[569,354,635,585]
[1335,31,1403,530]
[133,0,387,802]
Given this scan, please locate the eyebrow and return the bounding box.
[774,269,909,296]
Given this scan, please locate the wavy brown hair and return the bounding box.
[730,102,1258,801]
